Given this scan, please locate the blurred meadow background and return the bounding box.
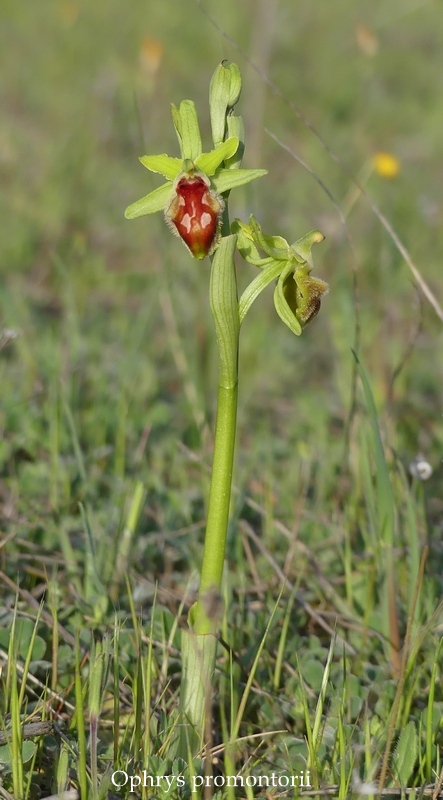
[1,0,443,797]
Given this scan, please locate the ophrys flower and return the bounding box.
[125,100,267,259]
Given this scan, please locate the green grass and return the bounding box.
[1,0,443,797]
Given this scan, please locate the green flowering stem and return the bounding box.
[192,381,238,633]
[194,234,239,635]
[178,235,239,755]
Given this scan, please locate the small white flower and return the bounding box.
[1,327,19,340]
[0,328,19,349]
[351,771,378,796]
[409,455,433,481]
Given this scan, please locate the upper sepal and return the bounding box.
[171,100,202,161]
[290,230,325,268]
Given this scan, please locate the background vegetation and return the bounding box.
[1,0,442,797]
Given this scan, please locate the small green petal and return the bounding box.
[124,182,174,219]
[225,116,245,169]
[139,154,182,180]
[195,137,239,176]
[212,168,267,194]
[249,216,289,260]
[290,230,325,268]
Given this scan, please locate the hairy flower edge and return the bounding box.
[164,168,224,260]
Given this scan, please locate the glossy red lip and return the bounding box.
[165,174,223,259]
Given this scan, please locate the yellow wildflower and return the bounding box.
[58,2,80,25]
[139,36,163,78]
[373,151,400,179]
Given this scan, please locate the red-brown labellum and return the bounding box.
[283,271,329,326]
[165,171,224,259]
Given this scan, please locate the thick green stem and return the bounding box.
[179,235,239,755]
[193,381,238,634]
[179,381,238,754]
[193,234,239,634]
[178,630,218,757]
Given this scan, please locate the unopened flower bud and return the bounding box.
[226,62,242,108]
[210,61,242,147]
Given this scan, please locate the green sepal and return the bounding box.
[139,154,182,180]
[124,182,174,219]
[171,100,202,161]
[239,259,282,324]
[274,261,303,336]
[231,218,264,266]
[234,215,289,260]
[212,168,267,195]
[225,116,245,169]
[290,230,325,268]
[124,153,265,222]
[195,137,239,176]
[249,216,289,259]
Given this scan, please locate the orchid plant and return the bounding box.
[125,61,328,756]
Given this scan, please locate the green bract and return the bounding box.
[233,216,328,335]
